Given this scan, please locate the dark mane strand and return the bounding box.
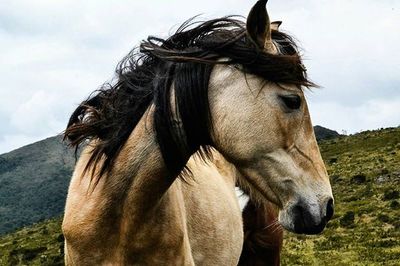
[64,16,315,180]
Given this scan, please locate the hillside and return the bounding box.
[0,126,338,237]
[0,136,75,235]
[282,127,400,265]
[314,125,341,141]
[1,127,399,265]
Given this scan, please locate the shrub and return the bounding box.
[389,200,399,210]
[377,213,390,223]
[380,169,389,175]
[383,189,399,200]
[329,157,338,164]
[351,174,366,184]
[340,211,355,227]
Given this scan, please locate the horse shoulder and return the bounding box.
[181,155,244,265]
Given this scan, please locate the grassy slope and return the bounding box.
[0,219,63,265]
[282,127,400,265]
[0,128,399,265]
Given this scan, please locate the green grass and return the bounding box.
[0,127,399,265]
[0,218,63,265]
[282,127,400,265]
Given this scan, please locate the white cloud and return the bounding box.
[0,134,50,155]
[0,0,399,153]
[10,90,63,134]
[308,97,400,133]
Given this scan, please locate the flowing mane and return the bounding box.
[64,16,313,180]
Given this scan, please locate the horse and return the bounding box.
[239,200,283,265]
[62,0,334,265]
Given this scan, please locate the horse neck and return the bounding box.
[70,108,195,264]
[104,107,175,216]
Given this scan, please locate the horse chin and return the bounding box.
[277,207,295,233]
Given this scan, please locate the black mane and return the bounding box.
[64,16,314,180]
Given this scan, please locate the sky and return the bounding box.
[0,0,399,153]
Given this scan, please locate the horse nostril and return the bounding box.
[326,198,334,221]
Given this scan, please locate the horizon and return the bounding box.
[0,0,399,154]
[3,125,399,155]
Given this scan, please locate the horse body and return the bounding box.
[63,0,334,264]
[63,112,244,265]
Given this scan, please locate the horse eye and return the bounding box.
[279,95,301,110]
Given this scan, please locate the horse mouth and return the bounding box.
[239,174,283,209]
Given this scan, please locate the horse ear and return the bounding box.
[271,21,282,31]
[246,0,273,51]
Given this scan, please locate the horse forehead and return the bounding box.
[210,64,241,82]
[271,83,302,94]
[210,65,302,96]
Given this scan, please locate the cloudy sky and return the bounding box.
[0,0,399,153]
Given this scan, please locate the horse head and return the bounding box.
[210,0,334,234]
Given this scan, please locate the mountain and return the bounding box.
[0,136,76,235]
[1,127,399,265]
[313,125,341,141]
[0,125,340,236]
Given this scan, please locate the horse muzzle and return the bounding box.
[280,197,334,235]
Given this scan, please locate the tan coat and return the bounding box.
[63,114,244,265]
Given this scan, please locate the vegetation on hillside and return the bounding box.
[0,127,399,265]
[0,219,63,265]
[313,125,341,141]
[0,136,75,235]
[0,126,336,236]
[282,127,400,265]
